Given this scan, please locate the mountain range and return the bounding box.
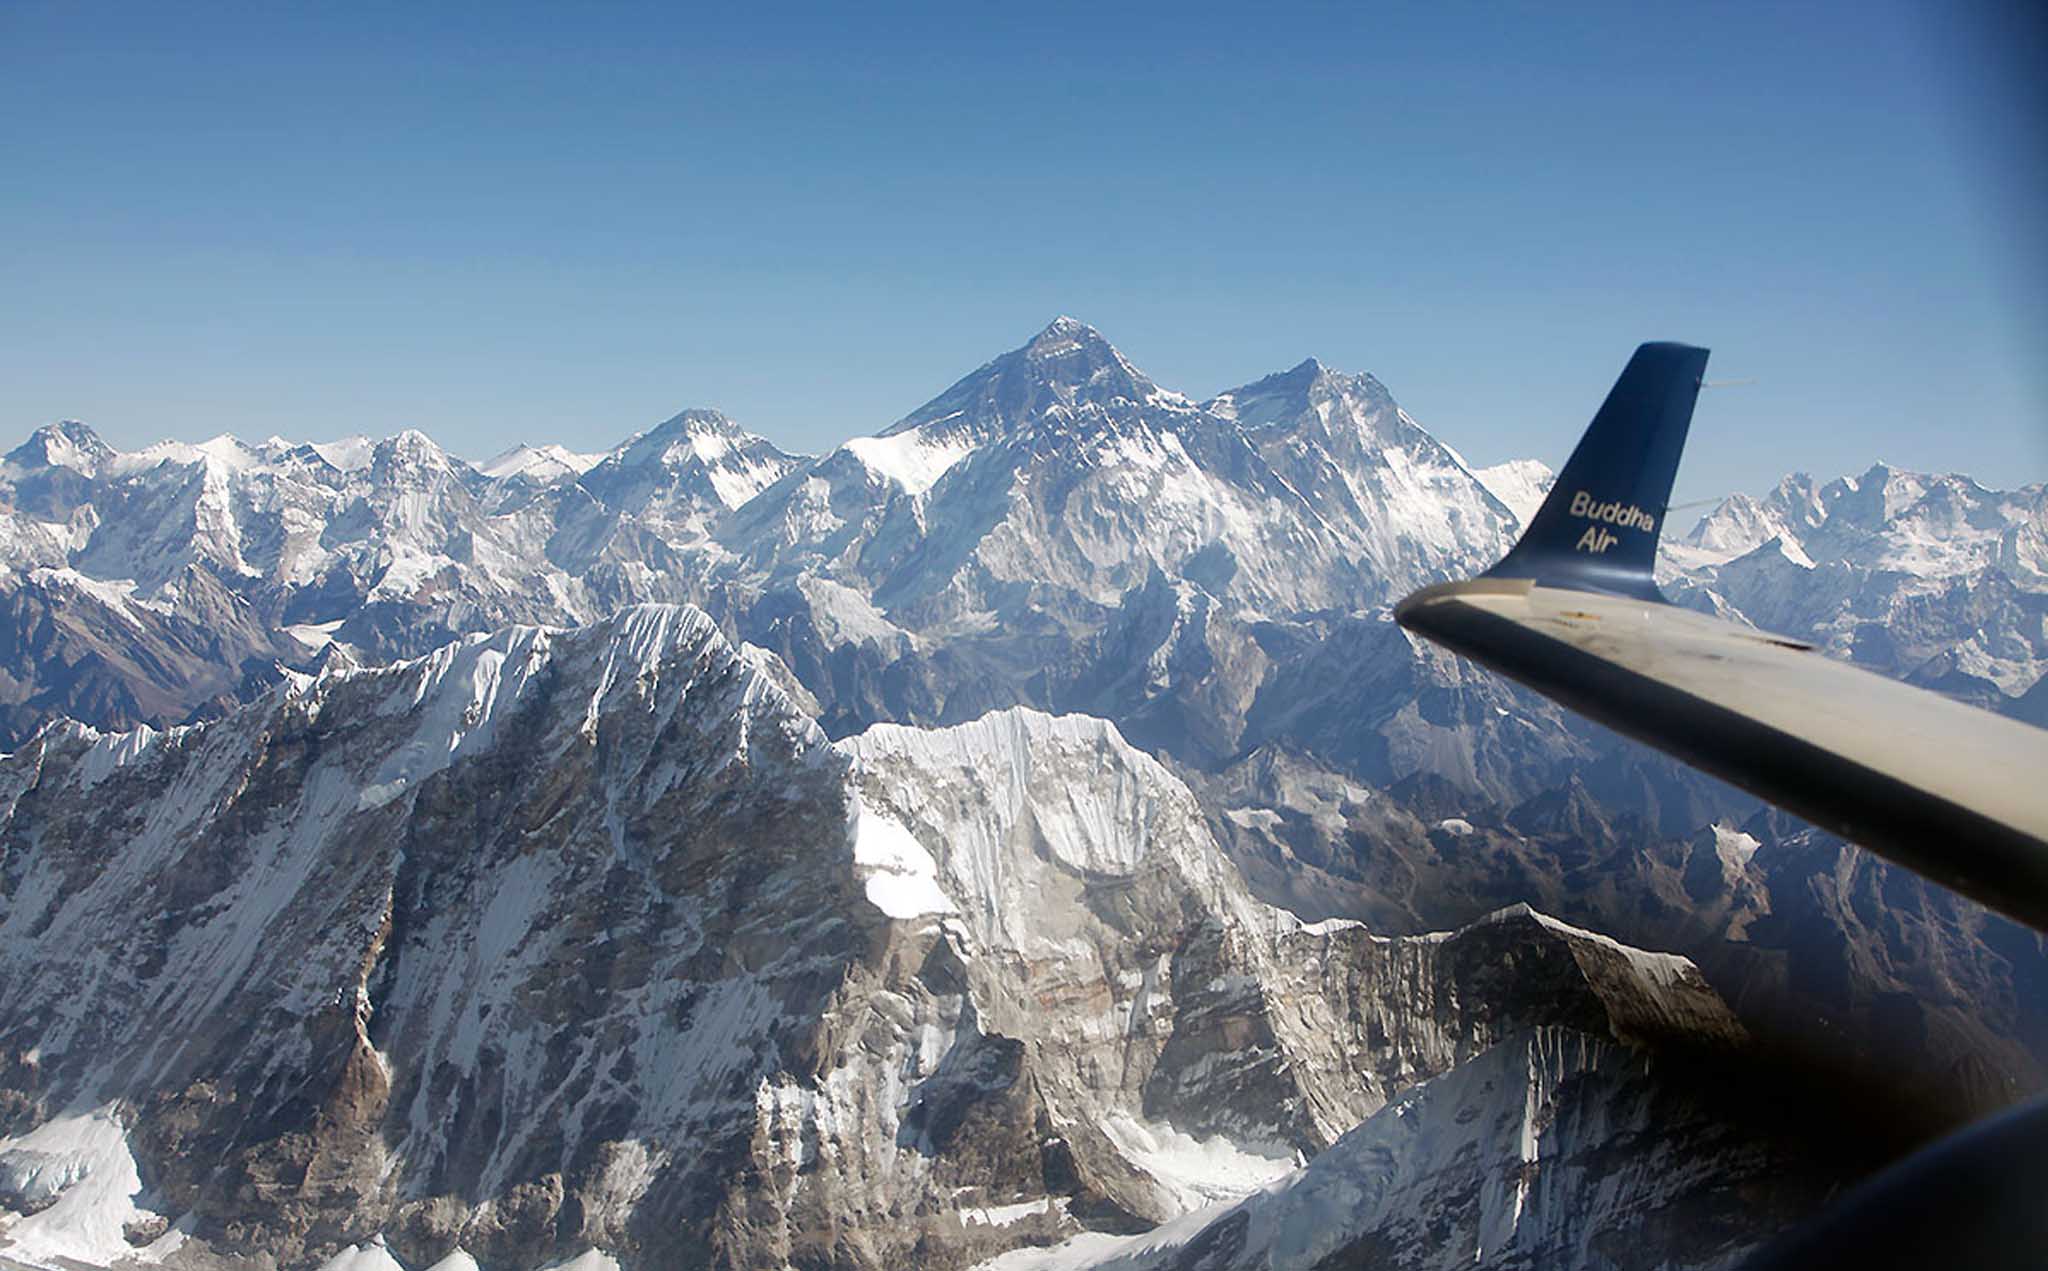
[0,318,2042,1269]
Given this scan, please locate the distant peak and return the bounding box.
[611,408,770,467]
[881,317,1179,437]
[8,419,114,473]
[378,429,450,460]
[578,409,799,510]
[477,442,604,481]
[652,407,740,436]
[43,419,107,444]
[1207,356,1384,428]
[1024,314,1112,356]
[1004,316,1136,383]
[367,430,456,478]
[308,436,376,472]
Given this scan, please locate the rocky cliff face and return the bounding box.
[0,607,857,1268]
[1200,744,2048,1132]
[983,1026,1845,1271]
[0,609,1821,1271]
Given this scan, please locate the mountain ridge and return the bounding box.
[0,603,1824,1271]
[3,324,2042,1271]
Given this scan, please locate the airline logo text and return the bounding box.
[1566,490,1656,555]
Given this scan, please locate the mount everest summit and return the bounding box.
[0,318,2044,1269]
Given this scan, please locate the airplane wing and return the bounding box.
[1394,343,2048,931]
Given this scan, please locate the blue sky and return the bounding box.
[3,1,2041,499]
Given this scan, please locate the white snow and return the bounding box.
[1773,534,1817,568]
[421,1251,483,1271]
[842,430,977,495]
[989,1029,1619,1271]
[25,567,167,622]
[796,576,914,653]
[848,711,1171,881]
[1711,822,1761,871]
[366,541,457,602]
[1480,903,1698,992]
[1435,817,1475,837]
[0,1104,163,1269]
[699,451,788,510]
[536,1251,623,1271]
[848,793,955,919]
[310,435,376,471]
[110,439,209,475]
[315,1238,407,1271]
[285,619,347,650]
[358,631,549,809]
[842,709,1259,957]
[961,1197,1067,1227]
[30,513,96,555]
[189,434,263,472]
[1095,1111,1298,1213]
[74,723,162,789]
[25,425,102,474]
[1472,459,1555,528]
[478,442,604,481]
[1224,806,1284,830]
[1291,915,1364,937]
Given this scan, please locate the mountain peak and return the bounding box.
[651,407,740,437]
[612,408,784,473]
[1025,314,1106,351]
[7,420,114,474]
[1206,357,1387,431]
[884,317,1169,437]
[580,408,799,514]
[372,428,455,473]
[477,442,604,482]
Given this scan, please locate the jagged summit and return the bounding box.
[1023,313,1114,356]
[882,316,1177,438]
[641,405,748,440]
[6,419,113,474]
[371,428,457,476]
[1207,358,1397,434]
[607,407,748,467]
[1256,356,1331,391]
[476,441,603,482]
[579,406,802,514]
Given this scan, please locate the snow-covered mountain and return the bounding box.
[0,319,1551,784]
[0,607,1857,1271]
[1663,464,2048,704]
[3,318,2044,1268]
[477,443,605,484]
[7,320,2036,767]
[727,319,1518,643]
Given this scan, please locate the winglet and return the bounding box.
[1484,342,1709,600]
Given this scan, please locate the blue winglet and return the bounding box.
[1484,342,1709,600]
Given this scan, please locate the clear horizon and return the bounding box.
[18,315,2044,506]
[4,1,2042,501]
